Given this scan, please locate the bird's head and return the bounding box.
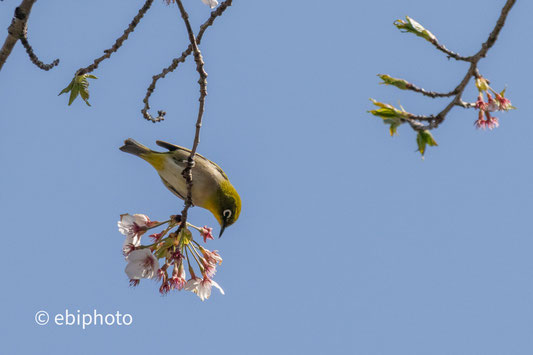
[206,180,241,238]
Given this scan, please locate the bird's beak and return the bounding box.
[219,222,226,238]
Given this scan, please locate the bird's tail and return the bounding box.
[119,138,151,157]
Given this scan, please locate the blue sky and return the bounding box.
[1,0,532,354]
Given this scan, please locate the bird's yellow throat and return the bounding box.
[141,152,166,172]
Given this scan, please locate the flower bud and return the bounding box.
[394,16,437,43]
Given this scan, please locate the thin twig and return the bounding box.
[405,83,458,98]
[429,39,470,61]
[408,114,436,122]
[174,0,208,235]
[142,0,233,123]
[76,0,154,76]
[20,34,59,71]
[404,102,473,130]
[456,100,476,109]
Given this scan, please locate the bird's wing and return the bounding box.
[155,140,229,181]
[156,140,185,152]
[160,176,186,201]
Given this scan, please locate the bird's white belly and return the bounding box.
[158,157,213,207]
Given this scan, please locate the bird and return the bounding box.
[120,138,241,237]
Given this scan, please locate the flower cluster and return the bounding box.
[118,213,224,301]
[474,77,514,130]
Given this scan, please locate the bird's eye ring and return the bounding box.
[223,209,232,219]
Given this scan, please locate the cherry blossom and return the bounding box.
[200,226,214,243]
[125,249,159,280]
[169,264,187,290]
[201,0,219,9]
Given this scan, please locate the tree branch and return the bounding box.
[174,0,209,234]
[405,82,458,98]
[379,0,516,132]
[0,0,59,71]
[20,35,59,71]
[430,0,516,129]
[142,0,232,123]
[76,0,154,76]
[429,39,470,61]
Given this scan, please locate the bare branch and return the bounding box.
[408,114,436,122]
[404,116,430,131]
[456,100,476,109]
[20,35,59,71]
[465,0,517,62]
[429,39,470,61]
[142,0,233,123]
[76,0,154,76]
[432,62,477,125]
[0,0,59,71]
[174,0,209,234]
[405,82,458,98]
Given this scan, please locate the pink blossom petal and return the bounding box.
[201,0,218,8]
[125,249,159,279]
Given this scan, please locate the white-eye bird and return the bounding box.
[120,138,241,237]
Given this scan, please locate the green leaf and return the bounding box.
[378,74,410,90]
[178,228,193,246]
[155,246,167,259]
[368,99,407,118]
[58,78,75,96]
[388,121,401,136]
[68,84,79,106]
[475,77,489,92]
[368,99,410,135]
[58,74,97,106]
[394,16,437,43]
[416,130,438,157]
[154,237,174,259]
[79,87,89,101]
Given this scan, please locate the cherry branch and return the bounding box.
[431,0,516,128]
[370,0,516,156]
[142,0,233,123]
[75,0,154,76]
[20,35,59,71]
[173,0,208,235]
[0,0,59,72]
[59,0,154,106]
